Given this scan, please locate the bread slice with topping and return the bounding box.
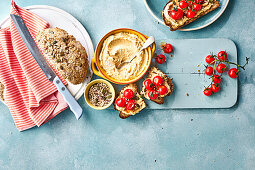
[0,82,4,101]
[141,67,173,104]
[162,0,220,31]
[114,84,146,119]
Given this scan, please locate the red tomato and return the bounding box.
[153,76,163,86]
[148,90,159,100]
[179,0,189,9]
[126,99,136,110]
[204,87,213,96]
[187,10,196,18]
[158,85,168,95]
[124,89,134,99]
[144,79,154,90]
[116,97,126,107]
[163,43,173,54]
[228,68,239,78]
[170,8,184,20]
[156,54,166,64]
[218,51,228,61]
[211,84,220,93]
[192,3,202,11]
[205,67,214,76]
[216,63,227,73]
[213,75,222,84]
[205,55,215,65]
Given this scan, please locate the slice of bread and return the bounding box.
[162,0,220,31]
[0,82,4,101]
[113,84,146,119]
[141,67,173,104]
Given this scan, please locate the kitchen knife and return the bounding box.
[10,14,83,120]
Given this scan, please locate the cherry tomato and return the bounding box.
[148,90,159,100]
[153,76,163,86]
[170,8,184,20]
[216,63,227,73]
[228,68,239,79]
[156,54,166,64]
[126,99,136,110]
[179,0,189,9]
[187,10,196,18]
[218,51,228,61]
[124,89,134,99]
[192,3,202,11]
[213,75,222,84]
[205,55,215,65]
[116,97,126,107]
[205,67,214,76]
[144,79,154,90]
[163,43,173,54]
[211,84,220,93]
[158,85,168,95]
[204,87,213,96]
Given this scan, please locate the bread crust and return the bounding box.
[162,0,220,31]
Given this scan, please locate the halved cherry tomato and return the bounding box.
[205,55,215,65]
[163,43,173,54]
[124,89,134,99]
[192,3,202,11]
[126,99,136,110]
[158,85,168,95]
[216,63,227,73]
[204,87,213,96]
[156,54,166,64]
[153,76,163,86]
[213,75,222,84]
[144,79,154,90]
[148,90,159,100]
[211,84,220,93]
[116,97,126,107]
[187,10,196,18]
[205,67,214,76]
[179,0,189,9]
[170,8,184,20]
[228,68,239,79]
[218,51,228,61]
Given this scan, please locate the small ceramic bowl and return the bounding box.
[84,79,115,110]
[91,28,156,85]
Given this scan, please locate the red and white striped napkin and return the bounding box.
[0,1,68,131]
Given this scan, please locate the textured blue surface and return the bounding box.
[0,0,255,169]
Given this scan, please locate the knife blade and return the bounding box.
[10,14,83,120]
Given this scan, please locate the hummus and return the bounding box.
[99,32,149,81]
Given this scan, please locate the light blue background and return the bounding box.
[0,0,254,169]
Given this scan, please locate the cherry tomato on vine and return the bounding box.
[192,3,202,11]
[218,51,228,61]
[205,55,215,65]
[124,89,134,99]
[163,43,173,54]
[153,76,164,86]
[126,99,136,110]
[213,75,222,84]
[170,8,184,20]
[144,79,154,90]
[211,84,220,93]
[204,87,213,96]
[228,68,239,78]
[156,54,166,64]
[205,67,214,76]
[116,97,126,107]
[216,63,227,73]
[187,10,196,18]
[158,85,168,95]
[148,90,159,100]
[179,0,189,9]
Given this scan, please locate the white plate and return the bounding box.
[0,5,94,101]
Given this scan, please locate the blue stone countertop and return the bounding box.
[0,0,254,169]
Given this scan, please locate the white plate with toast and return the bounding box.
[0,5,94,102]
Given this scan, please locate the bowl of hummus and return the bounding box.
[92,28,156,84]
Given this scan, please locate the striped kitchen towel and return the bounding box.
[0,1,68,131]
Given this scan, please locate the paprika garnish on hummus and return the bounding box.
[98,32,149,81]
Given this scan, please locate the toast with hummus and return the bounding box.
[163,0,220,31]
[0,82,4,101]
[114,84,146,119]
[141,67,173,104]
[36,28,89,84]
